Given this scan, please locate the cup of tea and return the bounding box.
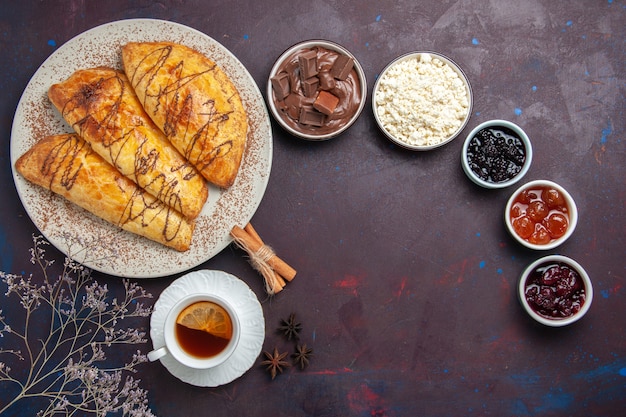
[147,293,240,369]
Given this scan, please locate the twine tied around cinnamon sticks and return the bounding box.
[230,223,296,295]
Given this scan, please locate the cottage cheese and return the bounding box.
[375,53,470,147]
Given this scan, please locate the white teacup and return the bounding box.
[148,293,240,369]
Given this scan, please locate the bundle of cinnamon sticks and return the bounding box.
[230,223,296,295]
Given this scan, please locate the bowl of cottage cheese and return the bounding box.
[373,51,473,150]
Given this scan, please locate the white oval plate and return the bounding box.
[10,19,272,278]
[150,270,265,387]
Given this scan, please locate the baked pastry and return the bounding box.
[48,67,208,220]
[122,42,247,188]
[15,134,194,252]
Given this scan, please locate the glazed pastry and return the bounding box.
[48,67,208,220]
[15,134,194,252]
[122,42,247,188]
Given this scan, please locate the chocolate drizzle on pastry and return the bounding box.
[122,42,248,188]
[48,67,208,220]
[16,134,194,251]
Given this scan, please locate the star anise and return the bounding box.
[278,313,302,341]
[260,347,290,380]
[292,343,313,370]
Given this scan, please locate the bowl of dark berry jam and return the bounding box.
[461,120,532,188]
[518,255,593,326]
[505,180,578,250]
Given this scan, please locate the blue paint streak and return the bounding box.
[531,85,537,92]
[472,38,480,45]
[511,399,530,415]
[600,119,613,144]
[534,387,574,413]
[476,232,481,237]
[601,289,610,298]
[514,108,523,116]
[479,261,486,269]
[497,268,503,274]
[47,39,56,47]
[510,370,540,386]
[375,14,381,22]
[243,34,249,40]
[566,20,573,26]
[575,360,626,381]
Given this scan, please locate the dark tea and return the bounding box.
[174,300,234,359]
[175,323,231,358]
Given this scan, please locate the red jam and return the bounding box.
[524,261,586,319]
[510,186,570,245]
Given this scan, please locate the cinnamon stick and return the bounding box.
[243,223,263,245]
[231,225,297,281]
[243,223,288,287]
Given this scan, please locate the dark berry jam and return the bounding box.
[524,261,585,319]
[466,126,526,183]
[510,186,570,245]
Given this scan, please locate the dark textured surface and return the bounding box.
[0,1,624,416]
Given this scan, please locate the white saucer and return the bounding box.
[149,270,265,387]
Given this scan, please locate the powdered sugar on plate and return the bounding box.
[10,19,273,278]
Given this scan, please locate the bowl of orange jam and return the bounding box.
[505,180,578,250]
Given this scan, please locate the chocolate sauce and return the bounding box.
[126,47,228,168]
[271,46,362,135]
[41,134,187,245]
[53,68,204,219]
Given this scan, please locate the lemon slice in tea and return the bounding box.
[176,301,233,340]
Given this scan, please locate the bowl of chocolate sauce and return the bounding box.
[267,40,366,140]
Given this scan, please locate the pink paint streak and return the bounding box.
[347,383,392,416]
[609,282,623,295]
[393,276,408,299]
[334,274,363,296]
[437,258,472,286]
[308,367,354,376]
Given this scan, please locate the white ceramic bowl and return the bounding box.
[461,119,532,189]
[518,255,593,327]
[267,40,366,141]
[372,51,473,151]
[505,180,578,250]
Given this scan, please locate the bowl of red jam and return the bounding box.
[267,40,366,141]
[518,255,593,326]
[461,120,532,188]
[505,180,578,250]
